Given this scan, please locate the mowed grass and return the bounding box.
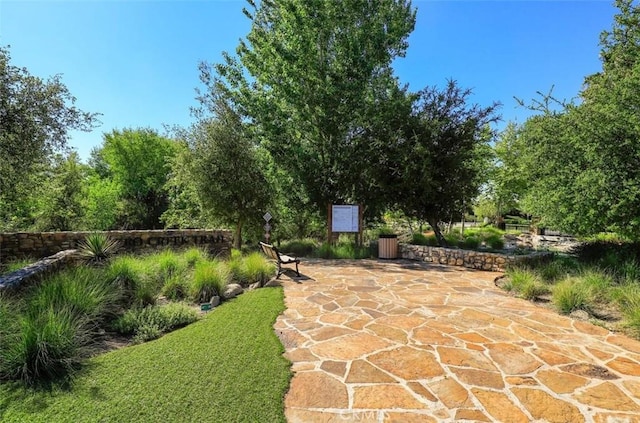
[0,287,290,423]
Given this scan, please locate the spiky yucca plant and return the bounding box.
[78,232,120,264]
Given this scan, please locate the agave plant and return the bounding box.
[77,233,121,264]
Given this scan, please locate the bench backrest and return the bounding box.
[260,242,280,261]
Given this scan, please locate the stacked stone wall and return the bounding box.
[400,244,553,272]
[0,229,232,263]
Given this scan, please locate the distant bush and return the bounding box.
[570,241,640,266]
[313,242,371,259]
[485,234,504,250]
[411,233,438,246]
[460,236,480,250]
[444,234,460,248]
[279,239,318,257]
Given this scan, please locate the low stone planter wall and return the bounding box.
[0,250,79,291]
[400,244,553,272]
[0,229,232,263]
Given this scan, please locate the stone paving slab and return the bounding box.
[274,259,640,423]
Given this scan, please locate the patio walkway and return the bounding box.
[274,259,640,422]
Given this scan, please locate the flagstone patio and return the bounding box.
[274,259,640,422]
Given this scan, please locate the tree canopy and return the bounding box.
[393,81,499,244]
[0,45,98,229]
[183,89,273,249]
[90,128,177,229]
[496,0,640,238]
[207,0,416,219]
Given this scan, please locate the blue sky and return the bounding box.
[1,0,619,161]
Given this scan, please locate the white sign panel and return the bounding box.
[332,205,359,233]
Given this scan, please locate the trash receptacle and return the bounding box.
[378,234,398,259]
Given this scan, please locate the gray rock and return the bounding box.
[210,295,221,307]
[222,283,243,299]
[570,309,590,321]
[248,282,261,291]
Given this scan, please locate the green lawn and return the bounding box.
[0,287,291,423]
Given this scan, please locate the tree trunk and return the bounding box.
[234,219,243,250]
[428,217,448,247]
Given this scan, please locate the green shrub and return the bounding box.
[579,269,615,302]
[0,306,91,385]
[485,234,504,250]
[183,247,208,267]
[279,239,317,256]
[570,240,640,266]
[242,252,276,286]
[552,278,591,314]
[112,303,198,343]
[29,267,122,323]
[162,276,190,301]
[444,234,459,248]
[77,232,120,264]
[505,267,548,300]
[157,250,184,281]
[192,261,230,302]
[411,234,439,246]
[520,281,550,300]
[460,236,480,250]
[312,242,371,259]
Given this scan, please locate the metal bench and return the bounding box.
[259,242,300,278]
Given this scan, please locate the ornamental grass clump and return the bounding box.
[156,249,185,283]
[106,255,156,307]
[506,267,548,300]
[579,269,615,302]
[162,275,190,301]
[192,260,230,302]
[243,252,276,286]
[0,267,123,385]
[30,267,122,323]
[552,278,592,314]
[183,247,208,267]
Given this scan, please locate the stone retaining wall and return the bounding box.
[0,250,79,291]
[0,229,232,263]
[400,244,553,272]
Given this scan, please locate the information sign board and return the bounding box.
[331,205,359,233]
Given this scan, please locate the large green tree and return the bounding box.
[34,152,87,231]
[90,128,177,229]
[185,89,273,249]
[0,45,98,229]
[504,0,640,238]
[205,0,416,220]
[394,81,499,245]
